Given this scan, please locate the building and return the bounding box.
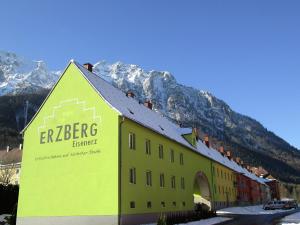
[265,176,281,200]
[0,146,22,185]
[17,61,268,225]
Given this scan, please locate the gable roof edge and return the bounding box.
[21,61,73,134]
[73,62,123,116]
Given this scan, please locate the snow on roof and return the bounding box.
[177,127,192,135]
[74,61,266,185]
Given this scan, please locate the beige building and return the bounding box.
[0,146,22,185]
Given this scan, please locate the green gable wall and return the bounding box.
[182,132,197,147]
[17,63,120,221]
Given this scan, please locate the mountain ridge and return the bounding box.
[0,50,300,183]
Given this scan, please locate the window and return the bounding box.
[172,201,177,207]
[179,153,184,165]
[212,166,215,176]
[214,184,217,193]
[146,170,152,186]
[145,139,151,155]
[170,149,174,162]
[16,169,19,174]
[217,168,219,177]
[129,167,136,184]
[160,173,165,187]
[171,176,176,189]
[218,186,221,194]
[181,177,185,190]
[130,201,135,208]
[161,201,165,207]
[129,132,136,150]
[222,186,224,194]
[182,201,186,207]
[159,144,164,159]
[147,201,152,208]
[221,170,223,178]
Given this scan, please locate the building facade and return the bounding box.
[17,61,269,225]
[0,147,22,185]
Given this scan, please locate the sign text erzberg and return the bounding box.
[40,122,98,145]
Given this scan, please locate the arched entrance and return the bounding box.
[193,171,212,209]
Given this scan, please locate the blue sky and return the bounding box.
[1,0,299,149]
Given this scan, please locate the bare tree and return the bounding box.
[0,153,17,185]
[0,163,16,185]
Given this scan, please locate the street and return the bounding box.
[218,209,300,225]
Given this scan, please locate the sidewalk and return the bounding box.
[217,205,294,215]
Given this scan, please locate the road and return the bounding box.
[218,209,300,225]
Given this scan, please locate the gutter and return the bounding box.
[118,116,125,225]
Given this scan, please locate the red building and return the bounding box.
[236,173,251,205]
[249,180,262,204]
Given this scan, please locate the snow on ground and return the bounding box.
[0,214,10,224]
[217,204,294,215]
[279,211,300,225]
[143,216,231,225]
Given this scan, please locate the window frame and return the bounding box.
[159,144,164,159]
[146,170,152,186]
[129,132,136,150]
[145,139,151,155]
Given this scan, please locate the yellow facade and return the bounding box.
[120,118,214,216]
[212,162,237,207]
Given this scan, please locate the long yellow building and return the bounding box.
[17,61,269,225]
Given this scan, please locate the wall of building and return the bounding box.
[250,180,261,204]
[212,163,237,209]
[17,63,120,225]
[120,118,214,224]
[236,174,251,205]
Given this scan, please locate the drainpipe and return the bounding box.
[118,116,125,225]
[210,161,216,211]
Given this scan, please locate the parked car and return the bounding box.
[263,200,286,210]
[264,199,298,210]
[282,199,298,209]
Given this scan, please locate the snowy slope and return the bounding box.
[0,51,60,95]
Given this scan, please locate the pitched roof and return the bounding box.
[0,148,22,165]
[74,61,267,184]
[74,61,194,149]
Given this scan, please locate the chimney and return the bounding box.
[19,144,23,150]
[246,165,251,171]
[126,91,135,98]
[235,157,241,164]
[193,128,200,140]
[144,100,153,110]
[240,160,244,167]
[204,135,210,148]
[6,146,10,152]
[226,151,232,159]
[83,63,93,72]
[219,146,225,155]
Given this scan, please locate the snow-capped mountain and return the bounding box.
[1,51,300,183]
[0,51,60,95]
